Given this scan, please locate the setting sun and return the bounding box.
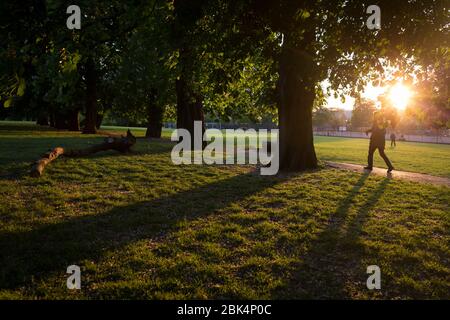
[388,83,413,110]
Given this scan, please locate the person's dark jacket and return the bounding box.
[367,123,387,148]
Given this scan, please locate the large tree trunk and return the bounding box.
[172,0,205,149]
[278,44,318,171]
[146,90,163,138]
[82,57,97,134]
[175,77,205,149]
[67,109,80,131]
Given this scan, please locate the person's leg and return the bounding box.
[378,147,394,170]
[366,144,375,169]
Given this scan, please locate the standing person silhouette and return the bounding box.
[390,132,396,147]
[364,111,394,173]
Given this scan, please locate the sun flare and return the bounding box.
[388,83,412,110]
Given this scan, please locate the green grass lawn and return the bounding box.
[1,121,449,177]
[0,122,449,299]
[314,136,450,178]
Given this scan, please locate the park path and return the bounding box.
[326,161,450,187]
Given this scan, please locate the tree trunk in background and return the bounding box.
[175,78,205,149]
[82,57,97,134]
[0,104,7,120]
[278,44,318,171]
[146,106,163,138]
[146,89,163,138]
[49,111,55,128]
[67,109,80,131]
[96,113,103,130]
[172,0,205,149]
[36,109,49,126]
[54,111,67,130]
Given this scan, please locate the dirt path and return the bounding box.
[326,161,450,187]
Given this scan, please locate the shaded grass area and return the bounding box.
[0,122,449,299]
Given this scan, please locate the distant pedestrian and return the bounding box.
[390,132,396,147]
[364,111,394,173]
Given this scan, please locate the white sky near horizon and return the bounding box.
[322,60,411,110]
[323,82,388,110]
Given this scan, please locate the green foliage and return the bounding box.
[313,107,333,128]
[0,0,448,129]
[203,53,278,123]
[3,98,13,108]
[110,1,175,124]
[213,0,448,104]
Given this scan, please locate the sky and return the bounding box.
[322,60,414,111]
[323,82,409,111]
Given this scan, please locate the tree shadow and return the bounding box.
[0,171,283,290]
[275,173,390,299]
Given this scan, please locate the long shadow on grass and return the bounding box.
[0,170,282,290]
[275,173,390,298]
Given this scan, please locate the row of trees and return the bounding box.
[350,98,449,132]
[313,107,348,130]
[1,0,448,170]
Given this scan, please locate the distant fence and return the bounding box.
[163,122,450,144]
[314,130,450,144]
[164,122,278,130]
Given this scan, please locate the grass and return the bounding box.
[0,121,449,299]
[314,136,450,178]
[1,121,449,177]
[105,122,450,177]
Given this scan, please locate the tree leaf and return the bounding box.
[4,98,13,108]
[17,78,26,96]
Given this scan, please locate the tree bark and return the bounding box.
[278,45,318,171]
[36,109,49,126]
[145,89,163,138]
[175,78,205,149]
[82,57,97,134]
[146,107,163,138]
[54,111,68,130]
[30,147,64,177]
[172,0,205,149]
[67,109,80,131]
